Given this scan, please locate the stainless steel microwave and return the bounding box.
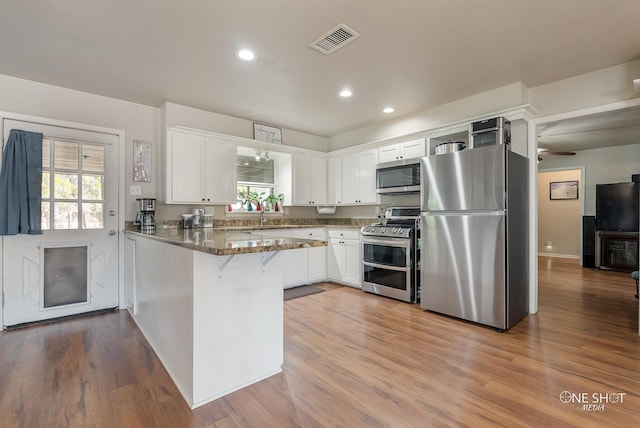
[469,117,511,149]
[375,158,421,195]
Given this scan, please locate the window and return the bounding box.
[231,153,275,211]
[41,138,105,230]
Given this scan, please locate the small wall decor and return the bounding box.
[133,140,152,182]
[253,122,283,145]
[550,180,579,200]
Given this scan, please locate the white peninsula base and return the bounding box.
[127,235,284,408]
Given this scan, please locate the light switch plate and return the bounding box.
[130,185,141,195]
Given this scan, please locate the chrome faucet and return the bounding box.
[260,211,268,226]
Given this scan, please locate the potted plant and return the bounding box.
[263,194,278,212]
[273,193,284,212]
[247,191,266,211]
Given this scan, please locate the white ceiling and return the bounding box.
[1,0,640,140]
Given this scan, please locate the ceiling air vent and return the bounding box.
[309,23,360,55]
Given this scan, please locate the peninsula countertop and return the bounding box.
[125,227,328,256]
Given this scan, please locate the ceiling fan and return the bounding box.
[537,148,576,161]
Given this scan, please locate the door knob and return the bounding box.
[109,230,117,236]
[108,210,116,216]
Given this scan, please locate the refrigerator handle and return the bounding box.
[422,211,506,216]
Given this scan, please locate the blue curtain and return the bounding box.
[0,129,43,235]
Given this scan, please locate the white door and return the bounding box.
[2,118,120,327]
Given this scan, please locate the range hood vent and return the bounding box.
[309,23,360,55]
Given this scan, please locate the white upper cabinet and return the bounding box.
[341,149,378,205]
[165,130,236,204]
[291,153,327,205]
[327,156,342,205]
[377,138,426,163]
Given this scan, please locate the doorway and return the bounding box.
[537,168,584,261]
[1,117,121,327]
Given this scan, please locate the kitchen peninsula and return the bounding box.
[124,228,327,408]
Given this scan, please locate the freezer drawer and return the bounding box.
[420,145,505,212]
[420,212,506,329]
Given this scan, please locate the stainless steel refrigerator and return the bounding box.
[419,144,529,330]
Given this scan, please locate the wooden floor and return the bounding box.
[0,257,638,427]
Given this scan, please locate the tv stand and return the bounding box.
[596,231,639,272]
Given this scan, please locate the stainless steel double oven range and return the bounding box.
[361,207,421,303]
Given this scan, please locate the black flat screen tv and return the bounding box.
[595,182,639,232]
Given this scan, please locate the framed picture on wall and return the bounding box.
[133,140,152,182]
[253,122,283,145]
[550,180,579,200]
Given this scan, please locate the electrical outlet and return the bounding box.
[129,185,141,195]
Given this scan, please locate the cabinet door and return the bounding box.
[401,139,426,159]
[327,239,344,282]
[204,138,236,204]
[291,154,311,205]
[170,132,206,203]
[310,156,327,205]
[308,247,327,283]
[125,237,137,315]
[343,239,361,288]
[341,153,359,204]
[356,150,378,204]
[378,144,401,163]
[327,156,342,205]
[284,248,309,288]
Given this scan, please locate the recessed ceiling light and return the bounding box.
[237,49,255,61]
[383,107,395,113]
[339,89,352,98]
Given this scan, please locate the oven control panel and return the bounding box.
[361,225,411,238]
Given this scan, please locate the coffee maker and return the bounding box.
[134,198,156,231]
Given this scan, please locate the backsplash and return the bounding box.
[124,217,376,231]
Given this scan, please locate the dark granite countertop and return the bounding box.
[125,228,327,256]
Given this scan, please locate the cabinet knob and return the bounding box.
[202,198,205,201]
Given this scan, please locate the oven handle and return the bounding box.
[363,261,410,272]
[361,237,411,248]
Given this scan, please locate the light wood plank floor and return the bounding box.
[0,257,638,427]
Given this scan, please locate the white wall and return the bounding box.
[163,102,328,152]
[530,60,640,117]
[538,143,640,215]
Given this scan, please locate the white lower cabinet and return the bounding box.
[283,248,309,288]
[327,229,361,288]
[308,246,327,283]
[254,228,327,288]
[125,237,137,315]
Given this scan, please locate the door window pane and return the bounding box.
[54,173,79,199]
[82,175,104,200]
[82,145,104,172]
[42,139,51,168]
[54,141,79,170]
[82,203,104,229]
[42,172,50,199]
[54,202,79,229]
[41,202,50,230]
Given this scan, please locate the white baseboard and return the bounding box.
[538,252,580,260]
